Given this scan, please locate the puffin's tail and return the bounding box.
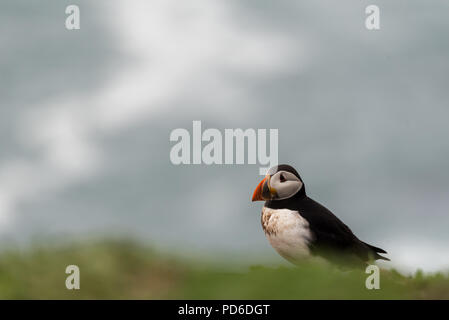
[363,241,390,261]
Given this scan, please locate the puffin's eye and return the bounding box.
[280,173,286,183]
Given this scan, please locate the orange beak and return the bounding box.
[252,177,267,202]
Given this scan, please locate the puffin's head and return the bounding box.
[252,164,305,202]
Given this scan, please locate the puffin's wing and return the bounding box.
[298,197,374,261]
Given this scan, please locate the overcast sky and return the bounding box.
[1,0,449,273]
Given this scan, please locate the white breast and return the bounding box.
[261,207,314,264]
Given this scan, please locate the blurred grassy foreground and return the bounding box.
[0,240,448,299]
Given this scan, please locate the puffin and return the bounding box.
[252,164,389,267]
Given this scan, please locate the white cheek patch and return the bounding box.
[276,180,302,200]
[270,171,303,200]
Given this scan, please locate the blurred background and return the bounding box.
[1,0,449,279]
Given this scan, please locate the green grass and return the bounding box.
[0,240,448,299]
